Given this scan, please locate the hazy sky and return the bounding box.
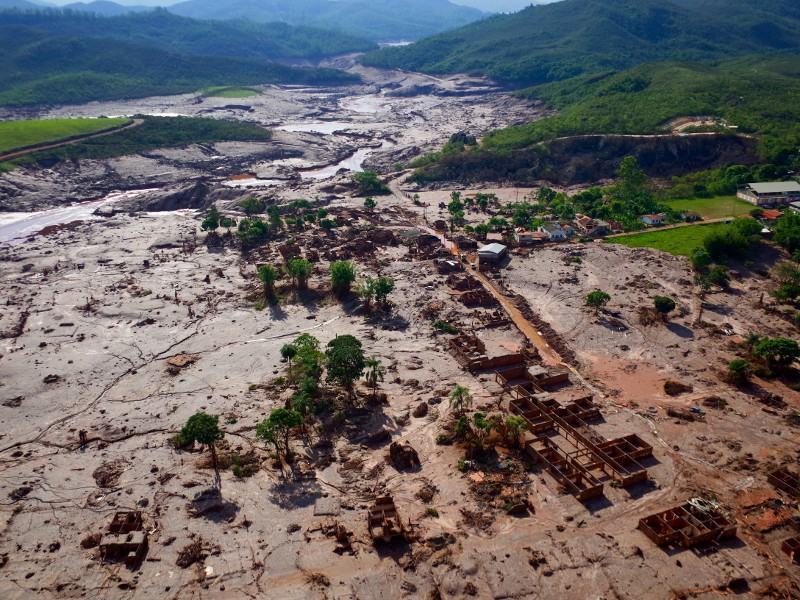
[46,0,547,11]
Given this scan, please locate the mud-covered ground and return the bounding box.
[0,60,537,213]
[0,182,799,598]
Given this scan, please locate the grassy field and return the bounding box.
[0,118,130,154]
[606,222,732,256]
[662,195,753,220]
[201,86,260,98]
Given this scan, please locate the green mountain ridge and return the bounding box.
[168,0,485,42]
[363,0,800,86]
[0,9,367,107]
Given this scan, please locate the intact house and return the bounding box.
[737,181,800,207]
[538,223,568,241]
[641,213,667,226]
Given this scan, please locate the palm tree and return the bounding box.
[364,357,385,400]
[449,385,472,417]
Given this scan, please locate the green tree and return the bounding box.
[219,215,236,234]
[241,197,264,216]
[449,385,472,417]
[256,408,302,459]
[502,415,528,449]
[364,356,385,400]
[357,277,376,308]
[690,247,712,271]
[727,359,751,385]
[470,413,494,453]
[280,343,297,378]
[353,171,389,196]
[707,265,730,289]
[267,205,283,231]
[325,335,366,399]
[373,276,395,308]
[364,197,377,210]
[585,290,611,312]
[287,258,312,290]
[653,296,676,319]
[181,412,224,479]
[237,218,268,247]
[201,205,220,235]
[258,264,279,300]
[754,337,800,370]
[330,261,356,296]
[775,211,800,253]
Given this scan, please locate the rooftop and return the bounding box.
[747,181,800,195]
[478,243,507,255]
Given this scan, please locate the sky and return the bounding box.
[45,0,547,10]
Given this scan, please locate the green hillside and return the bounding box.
[0,11,362,107]
[168,0,484,42]
[0,10,375,60]
[410,55,800,183]
[363,0,800,86]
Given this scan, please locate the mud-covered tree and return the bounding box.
[330,261,356,296]
[470,413,494,454]
[356,276,376,308]
[287,258,312,291]
[653,296,676,320]
[325,335,366,399]
[237,218,269,247]
[181,412,224,480]
[585,290,611,313]
[257,408,303,459]
[449,385,472,418]
[754,337,800,370]
[727,359,751,385]
[364,197,377,210]
[267,205,283,232]
[201,205,221,236]
[287,334,324,385]
[258,264,279,300]
[364,356,385,401]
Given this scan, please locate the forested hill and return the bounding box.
[0,9,376,60]
[362,0,800,86]
[0,10,364,107]
[168,0,485,42]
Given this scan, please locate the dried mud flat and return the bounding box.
[0,181,799,599]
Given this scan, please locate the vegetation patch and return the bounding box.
[607,222,733,256]
[661,196,753,220]
[7,117,270,166]
[201,86,261,99]
[0,118,130,154]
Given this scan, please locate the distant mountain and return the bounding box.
[169,0,485,41]
[364,0,800,85]
[0,0,40,9]
[0,10,376,60]
[0,10,365,106]
[61,1,151,16]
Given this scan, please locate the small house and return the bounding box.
[641,213,666,226]
[538,223,567,241]
[759,208,783,221]
[515,229,549,246]
[485,232,505,243]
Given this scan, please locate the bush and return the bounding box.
[434,320,459,334]
[352,170,390,196]
[727,359,751,385]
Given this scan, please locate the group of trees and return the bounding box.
[353,171,389,196]
[446,384,528,456]
[256,258,313,301]
[585,290,677,321]
[727,335,800,384]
